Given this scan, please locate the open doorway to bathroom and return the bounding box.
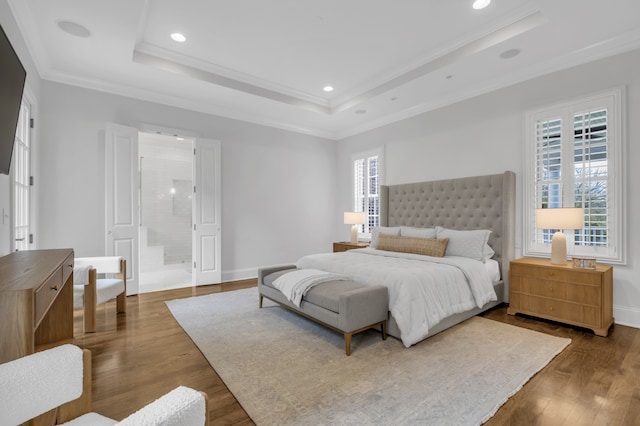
[138,132,194,293]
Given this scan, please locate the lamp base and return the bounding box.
[550,231,568,265]
[350,225,358,244]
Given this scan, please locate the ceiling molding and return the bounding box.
[39,69,338,140]
[132,50,332,115]
[331,9,548,113]
[134,41,330,108]
[134,9,547,117]
[6,0,49,78]
[335,29,640,140]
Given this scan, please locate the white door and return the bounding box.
[105,123,139,294]
[192,138,222,285]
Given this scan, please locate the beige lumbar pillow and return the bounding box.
[376,234,449,257]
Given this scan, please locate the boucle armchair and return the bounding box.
[74,256,127,332]
[0,344,208,425]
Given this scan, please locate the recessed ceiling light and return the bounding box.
[176,137,184,141]
[57,20,91,38]
[472,0,491,10]
[500,48,521,59]
[171,33,186,43]
[323,86,334,92]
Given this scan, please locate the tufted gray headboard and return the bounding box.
[380,171,516,282]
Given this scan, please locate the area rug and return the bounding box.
[166,287,570,426]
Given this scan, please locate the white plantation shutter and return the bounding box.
[525,88,625,263]
[352,148,384,237]
[533,117,563,246]
[573,109,609,249]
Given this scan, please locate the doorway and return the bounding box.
[138,132,194,293]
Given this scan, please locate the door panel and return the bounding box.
[193,138,221,285]
[105,123,139,294]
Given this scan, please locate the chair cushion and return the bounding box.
[117,386,206,426]
[75,256,123,274]
[74,285,85,309]
[96,278,125,305]
[61,412,117,426]
[0,344,83,425]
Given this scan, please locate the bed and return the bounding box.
[295,171,516,347]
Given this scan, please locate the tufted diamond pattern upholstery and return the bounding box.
[380,172,515,283]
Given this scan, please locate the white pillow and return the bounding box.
[371,226,401,248]
[400,226,437,239]
[435,226,494,262]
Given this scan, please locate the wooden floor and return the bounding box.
[72,281,640,426]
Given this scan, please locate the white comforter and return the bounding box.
[296,248,497,347]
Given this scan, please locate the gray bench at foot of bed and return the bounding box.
[258,264,389,356]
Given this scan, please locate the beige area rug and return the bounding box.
[166,287,570,426]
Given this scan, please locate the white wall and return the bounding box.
[37,82,339,281]
[337,48,640,328]
[0,0,41,256]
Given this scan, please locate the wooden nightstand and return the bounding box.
[507,258,613,336]
[333,241,369,253]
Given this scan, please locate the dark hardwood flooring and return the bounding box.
[71,281,640,425]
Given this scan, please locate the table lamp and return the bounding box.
[535,207,584,265]
[344,212,365,244]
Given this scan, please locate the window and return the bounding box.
[12,97,31,251]
[352,148,384,239]
[524,88,625,263]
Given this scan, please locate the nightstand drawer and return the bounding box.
[511,293,599,326]
[510,276,601,306]
[510,263,602,286]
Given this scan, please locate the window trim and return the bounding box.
[523,87,626,264]
[351,146,385,241]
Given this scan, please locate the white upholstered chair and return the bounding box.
[0,344,208,425]
[74,256,127,333]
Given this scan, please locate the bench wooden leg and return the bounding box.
[381,320,387,340]
[259,294,263,308]
[344,333,352,356]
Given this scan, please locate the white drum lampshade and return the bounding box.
[344,212,366,244]
[536,207,584,265]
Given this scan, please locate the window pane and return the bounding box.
[573,109,608,248]
[353,153,381,234]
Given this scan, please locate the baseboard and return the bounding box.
[222,267,257,283]
[613,305,640,329]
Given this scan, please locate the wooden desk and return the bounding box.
[0,249,74,363]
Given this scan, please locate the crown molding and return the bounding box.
[40,69,338,140]
[334,29,640,140]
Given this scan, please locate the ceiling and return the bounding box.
[7,0,640,140]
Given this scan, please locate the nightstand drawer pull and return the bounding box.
[548,306,554,311]
[548,287,554,293]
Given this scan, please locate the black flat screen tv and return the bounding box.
[0,23,27,175]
